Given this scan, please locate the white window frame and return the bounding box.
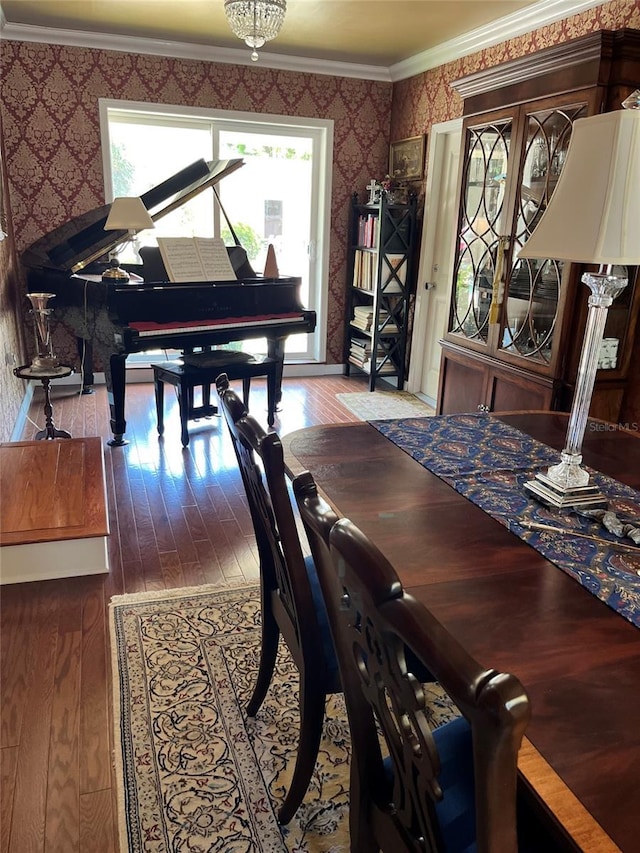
[99,98,333,364]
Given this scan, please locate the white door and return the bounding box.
[408,120,462,404]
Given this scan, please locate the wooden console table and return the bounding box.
[0,437,109,584]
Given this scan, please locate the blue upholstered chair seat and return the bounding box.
[384,715,476,853]
[304,555,340,685]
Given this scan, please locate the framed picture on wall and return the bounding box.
[389,135,426,182]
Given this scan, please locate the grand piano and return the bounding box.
[21,158,316,445]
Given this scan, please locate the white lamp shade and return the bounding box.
[519,108,640,265]
[104,197,154,231]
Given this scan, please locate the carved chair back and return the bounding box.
[294,471,530,853]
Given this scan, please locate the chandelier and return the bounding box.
[224,0,287,62]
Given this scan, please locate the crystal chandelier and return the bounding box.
[224,0,287,62]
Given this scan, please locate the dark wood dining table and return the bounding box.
[283,411,640,853]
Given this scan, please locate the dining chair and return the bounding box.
[215,373,341,825]
[293,470,531,853]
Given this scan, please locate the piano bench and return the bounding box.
[151,352,277,447]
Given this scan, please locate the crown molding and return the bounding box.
[0,19,392,82]
[390,0,607,81]
[0,0,607,84]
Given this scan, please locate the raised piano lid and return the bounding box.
[21,158,244,275]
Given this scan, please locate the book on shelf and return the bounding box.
[352,250,408,293]
[378,316,399,333]
[349,340,374,356]
[351,306,373,330]
[349,340,388,358]
[350,321,399,334]
[350,305,398,334]
[348,355,396,374]
[156,237,237,283]
[356,213,379,248]
[353,248,377,291]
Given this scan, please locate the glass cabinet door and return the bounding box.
[501,103,588,363]
[449,118,513,345]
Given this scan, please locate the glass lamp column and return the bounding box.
[524,268,626,509]
[518,96,640,510]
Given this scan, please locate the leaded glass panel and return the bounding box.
[502,104,587,363]
[450,121,512,344]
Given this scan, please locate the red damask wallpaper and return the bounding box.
[0,112,24,443]
[0,0,638,388]
[391,0,640,139]
[0,49,392,366]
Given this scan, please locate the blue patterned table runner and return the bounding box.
[370,413,640,628]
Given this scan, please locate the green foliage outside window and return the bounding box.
[221,222,262,261]
[111,143,135,198]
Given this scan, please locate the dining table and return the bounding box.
[283,411,640,853]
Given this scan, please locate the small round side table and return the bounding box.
[14,364,74,440]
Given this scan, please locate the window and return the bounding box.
[99,100,333,362]
[264,200,283,238]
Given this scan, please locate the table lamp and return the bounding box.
[518,91,640,509]
[102,196,154,281]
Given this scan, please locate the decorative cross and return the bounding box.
[366,178,379,205]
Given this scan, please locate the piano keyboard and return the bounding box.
[130,312,306,338]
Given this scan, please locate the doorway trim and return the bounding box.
[407,117,462,396]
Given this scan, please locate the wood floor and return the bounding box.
[0,373,366,853]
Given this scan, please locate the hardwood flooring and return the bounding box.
[0,373,365,853]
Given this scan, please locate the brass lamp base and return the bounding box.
[102,258,130,281]
[523,473,607,510]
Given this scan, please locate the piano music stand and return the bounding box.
[14,364,74,440]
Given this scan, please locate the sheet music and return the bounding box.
[157,237,237,282]
[157,238,206,282]
[194,237,237,280]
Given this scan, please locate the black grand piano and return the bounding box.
[21,158,316,445]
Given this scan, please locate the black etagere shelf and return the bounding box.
[344,191,419,390]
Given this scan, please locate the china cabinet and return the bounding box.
[345,192,419,390]
[437,29,640,420]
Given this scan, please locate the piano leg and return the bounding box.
[106,352,128,446]
[77,337,95,394]
[267,336,285,407]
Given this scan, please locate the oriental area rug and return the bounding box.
[110,582,456,853]
[336,390,434,421]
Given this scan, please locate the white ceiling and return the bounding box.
[0,1,606,80]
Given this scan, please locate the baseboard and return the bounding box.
[416,391,437,409]
[48,362,346,386]
[11,364,346,440]
[10,381,35,441]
